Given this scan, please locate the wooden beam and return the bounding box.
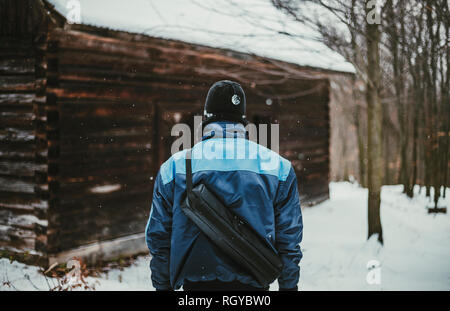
[48,232,148,266]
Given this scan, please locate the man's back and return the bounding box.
[146,125,303,291]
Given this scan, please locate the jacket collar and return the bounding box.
[202,122,246,141]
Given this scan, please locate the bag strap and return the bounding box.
[185,149,192,193]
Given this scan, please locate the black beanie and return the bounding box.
[203,80,247,128]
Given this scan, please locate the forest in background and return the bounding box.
[271,0,448,242]
[275,0,449,202]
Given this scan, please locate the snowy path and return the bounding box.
[300,182,450,290]
[1,182,449,291]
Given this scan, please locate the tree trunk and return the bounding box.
[355,104,367,187]
[410,81,420,197]
[365,1,383,244]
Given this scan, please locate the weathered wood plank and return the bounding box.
[57,182,152,205]
[0,176,40,194]
[0,161,46,177]
[0,57,35,74]
[0,210,47,230]
[0,93,35,104]
[0,127,35,143]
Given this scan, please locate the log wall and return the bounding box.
[278,87,330,205]
[0,37,49,263]
[0,0,58,264]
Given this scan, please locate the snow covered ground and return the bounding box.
[1,182,449,291]
[301,182,450,291]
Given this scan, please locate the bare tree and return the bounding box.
[364,0,383,243]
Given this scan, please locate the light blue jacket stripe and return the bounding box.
[160,138,291,185]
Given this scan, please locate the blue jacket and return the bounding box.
[145,122,303,290]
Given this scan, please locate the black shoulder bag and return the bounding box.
[180,149,283,287]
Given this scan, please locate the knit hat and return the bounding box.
[202,80,247,128]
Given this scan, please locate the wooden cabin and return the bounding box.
[1,0,340,266]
